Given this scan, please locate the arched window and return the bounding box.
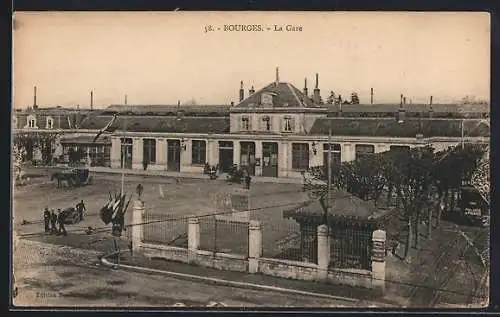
[46,116,54,129]
[26,115,37,129]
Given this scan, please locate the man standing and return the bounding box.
[57,209,67,236]
[43,207,51,233]
[76,200,86,222]
[50,209,58,234]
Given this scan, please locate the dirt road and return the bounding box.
[13,239,356,307]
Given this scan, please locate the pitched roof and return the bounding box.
[283,189,387,222]
[309,118,490,138]
[234,82,318,108]
[105,104,230,115]
[13,113,86,129]
[78,115,230,134]
[328,103,490,114]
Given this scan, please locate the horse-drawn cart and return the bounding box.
[52,168,91,188]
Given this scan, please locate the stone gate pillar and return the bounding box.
[371,229,387,293]
[317,224,330,281]
[248,220,262,273]
[188,217,200,263]
[132,199,145,251]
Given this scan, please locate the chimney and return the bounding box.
[33,86,37,107]
[239,81,244,102]
[398,93,406,123]
[249,85,255,96]
[429,96,434,118]
[313,73,321,104]
[370,88,374,104]
[275,67,280,85]
[90,90,94,111]
[125,95,128,105]
[176,100,184,119]
[303,78,308,97]
[231,101,235,107]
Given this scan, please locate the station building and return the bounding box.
[12,70,490,178]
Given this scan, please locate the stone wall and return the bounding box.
[132,202,386,291]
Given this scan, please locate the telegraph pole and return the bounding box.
[326,127,332,226]
[121,117,127,194]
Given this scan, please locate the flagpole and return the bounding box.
[121,116,126,195]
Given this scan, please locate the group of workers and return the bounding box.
[42,200,86,236]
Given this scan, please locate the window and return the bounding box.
[323,143,342,165]
[292,143,309,170]
[355,144,375,160]
[27,115,37,128]
[241,116,250,131]
[192,140,206,165]
[143,138,156,164]
[262,116,271,131]
[390,145,410,152]
[46,117,54,129]
[283,116,294,132]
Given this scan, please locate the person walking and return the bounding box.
[50,209,58,234]
[57,209,67,236]
[43,207,51,233]
[76,200,86,222]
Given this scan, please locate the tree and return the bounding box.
[351,92,360,104]
[326,91,336,105]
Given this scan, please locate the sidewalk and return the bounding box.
[107,252,398,307]
[36,165,304,184]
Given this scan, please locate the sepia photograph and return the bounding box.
[11,11,490,309]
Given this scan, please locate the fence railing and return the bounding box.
[198,215,249,256]
[142,209,188,247]
[330,226,372,270]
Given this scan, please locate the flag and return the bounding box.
[92,114,117,143]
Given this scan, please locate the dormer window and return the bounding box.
[241,116,250,131]
[262,116,271,131]
[283,116,294,132]
[46,117,54,129]
[26,115,37,129]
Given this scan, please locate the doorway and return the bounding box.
[262,142,278,177]
[120,138,133,169]
[167,139,181,172]
[240,142,256,176]
[218,141,234,173]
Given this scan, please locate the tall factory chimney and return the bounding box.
[275,67,280,85]
[33,86,37,108]
[90,90,94,111]
[239,81,245,102]
[370,88,374,104]
[303,78,308,97]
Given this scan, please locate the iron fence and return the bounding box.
[198,215,249,256]
[252,209,317,263]
[142,208,188,247]
[329,226,372,270]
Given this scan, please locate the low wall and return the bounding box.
[195,250,248,272]
[141,243,189,264]
[327,268,373,289]
[259,257,319,281]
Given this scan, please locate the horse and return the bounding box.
[51,172,76,188]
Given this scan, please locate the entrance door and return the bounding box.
[262,142,278,177]
[323,143,341,179]
[240,142,256,176]
[167,139,181,172]
[121,138,133,169]
[218,141,234,173]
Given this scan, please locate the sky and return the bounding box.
[12,11,490,109]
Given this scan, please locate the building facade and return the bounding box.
[12,73,490,177]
